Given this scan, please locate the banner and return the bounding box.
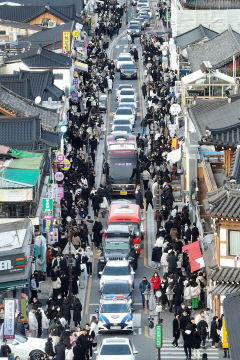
[0,188,32,202]
[3,299,15,339]
[62,31,71,53]
[42,216,53,233]
[35,234,47,272]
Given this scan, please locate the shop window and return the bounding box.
[228,230,240,256]
[0,203,30,217]
[0,31,6,35]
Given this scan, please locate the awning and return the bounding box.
[4,169,40,186]
[210,282,240,296]
[0,279,28,291]
[182,240,204,272]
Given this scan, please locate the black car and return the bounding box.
[100,280,133,305]
[120,64,137,80]
[97,240,136,276]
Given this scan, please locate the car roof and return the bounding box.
[117,84,132,88]
[102,338,130,345]
[106,260,129,266]
[103,279,130,285]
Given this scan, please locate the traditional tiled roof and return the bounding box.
[0,70,64,101]
[210,266,240,283]
[0,4,76,23]
[0,19,42,30]
[0,116,60,150]
[204,182,240,217]
[181,0,240,9]
[18,21,75,50]
[5,47,72,68]
[187,27,240,71]
[189,95,240,147]
[0,0,83,14]
[175,25,218,49]
[0,84,59,131]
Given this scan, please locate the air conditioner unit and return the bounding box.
[48,20,56,28]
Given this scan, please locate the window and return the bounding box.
[0,31,6,35]
[54,73,63,80]
[228,230,240,256]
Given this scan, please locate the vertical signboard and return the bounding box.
[42,216,53,233]
[3,299,15,339]
[62,30,71,53]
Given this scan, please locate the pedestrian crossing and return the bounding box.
[157,339,220,359]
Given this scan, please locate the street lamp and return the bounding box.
[66,216,74,304]
[155,290,162,360]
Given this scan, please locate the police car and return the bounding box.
[96,296,134,333]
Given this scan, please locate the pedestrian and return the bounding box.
[183,325,193,360]
[28,309,38,338]
[92,217,103,248]
[30,274,38,302]
[210,316,220,348]
[139,276,151,308]
[192,329,201,359]
[55,338,66,360]
[62,297,71,325]
[142,169,150,190]
[45,337,55,358]
[145,188,154,211]
[76,328,89,359]
[86,246,93,277]
[172,313,180,347]
[197,316,208,349]
[130,33,135,43]
[150,272,161,294]
[16,315,26,337]
[0,340,12,358]
[73,298,82,327]
[127,33,131,44]
[41,309,50,338]
[90,316,98,350]
[65,344,74,360]
[202,354,208,359]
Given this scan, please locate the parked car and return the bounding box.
[0,334,45,359]
[95,337,138,360]
[112,119,133,132]
[113,107,135,125]
[127,24,141,36]
[120,64,137,80]
[119,97,137,110]
[118,89,136,102]
[116,84,133,98]
[118,104,136,120]
[99,94,108,112]
[116,54,134,71]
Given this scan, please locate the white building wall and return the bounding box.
[0,62,29,74]
[171,0,240,37]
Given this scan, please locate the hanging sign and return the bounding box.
[62,30,71,53]
[42,198,53,212]
[55,172,64,182]
[56,153,65,162]
[42,216,53,233]
[3,299,15,339]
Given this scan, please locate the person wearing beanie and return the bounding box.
[202,354,208,359]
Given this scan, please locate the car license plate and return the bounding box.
[111,325,121,329]
[120,191,127,195]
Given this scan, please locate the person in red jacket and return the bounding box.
[151,272,161,294]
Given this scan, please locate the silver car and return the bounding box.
[118,89,136,102]
[119,97,137,109]
[112,119,133,131]
[116,84,133,98]
[113,107,135,125]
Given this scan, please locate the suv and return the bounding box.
[97,239,136,276]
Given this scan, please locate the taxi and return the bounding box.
[96,296,134,333]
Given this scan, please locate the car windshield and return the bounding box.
[118,57,132,62]
[111,222,140,234]
[116,108,132,115]
[120,98,135,103]
[121,64,136,70]
[113,126,131,133]
[118,85,132,90]
[103,266,130,276]
[103,282,130,294]
[120,91,135,96]
[114,120,131,125]
[105,242,129,251]
[101,303,129,313]
[100,344,131,355]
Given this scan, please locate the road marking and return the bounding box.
[84,247,97,315]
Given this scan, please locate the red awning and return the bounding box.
[182,240,204,272]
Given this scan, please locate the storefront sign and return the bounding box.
[62,30,71,53]
[47,184,58,201]
[57,185,64,201]
[72,30,80,38]
[55,172,64,182]
[3,299,15,339]
[170,103,181,116]
[42,216,53,233]
[56,153,65,162]
[0,260,11,271]
[0,188,32,202]
[60,159,71,171]
[42,198,53,212]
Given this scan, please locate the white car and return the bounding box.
[95,338,138,360]
[119,97,137,109]
[118,104,136,120]
[99,260,135,290]
[136,1,149,12]
[96,297,134,333]
[113,107,135,125]
[0,334,45,359]
[139,6,152,17]
[112,119,133,131]
[118,89,136,102]
[116,84,133,98]
[116,55,134,71]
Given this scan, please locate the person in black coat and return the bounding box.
[172,314,180,347]
[145,189,154,211]
[183,326,193,360]
[61,298,71,325]
[45,337,55,357]
[180,311,190,336]
[192,329,201,359]
[76,329,89,359]
[210,316,219,348]
[192,223,199,242]
[55,339,65,360]
[73,298,82,327]
[173,283,183,313]
[167,251,178,273]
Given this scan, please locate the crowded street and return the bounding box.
[0,0,238,359]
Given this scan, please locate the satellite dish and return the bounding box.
[35,96,41,104]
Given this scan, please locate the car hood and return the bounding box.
[121,68,136,73]
[96,355,134,360]
[97,355,134,360]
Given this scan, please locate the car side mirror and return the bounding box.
[99,271,103,275]
[131,271,135,275]
[133,350,139,354]
[94,351,98,354]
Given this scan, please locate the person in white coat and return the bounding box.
[65,345,74,360]
[107,77,112,93]
[28,309,38,338]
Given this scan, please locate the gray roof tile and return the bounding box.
[175,25,218,49]
[187,27,240,71]
[181,0,240,9]
[0,0,83,14]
